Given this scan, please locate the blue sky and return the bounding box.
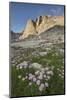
[10,2,65,33]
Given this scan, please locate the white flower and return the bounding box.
[38,74,43,80]
[39,83,44,91]
[29,73,33,77]
[16,64,20,69]
[18,75,21,79]
[44,74,46,78]
[38,72,43,80]
[40,72,43,76]
[59,73,61,77]
[29,82,32,86]
[22,77,25,81]
[16,64,19,68]
[57,68,60,71]
[40,68,45,75]
[19,63,23,68]
[45,67,49,71]
[39,86,43,92]
[63,60,64,64]
[40,83,44,88]
[46,71,53,75]
[62,69,64,73]
[28,76,33,80]
[20,66,22,69]
[28,73,35,80]
[36,80,40,86]
[45,82,49,87]
[19,61,28,69]
[47,75,51,80]
[35,71,39,75]
[33,77,37,82]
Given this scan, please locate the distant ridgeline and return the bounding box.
[10,31,22,42]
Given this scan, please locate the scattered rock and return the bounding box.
[30,63,42,70]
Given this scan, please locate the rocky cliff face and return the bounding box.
[19,19,37,39]
[19,16,64,39]
[36,16,64,34]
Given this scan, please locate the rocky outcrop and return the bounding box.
[19,19,37,39]
[36,16,64,34]
[19,16,64,39]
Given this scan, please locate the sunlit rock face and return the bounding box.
[36,16,64,34]
[19,19,37,39]
[19,16,64,39]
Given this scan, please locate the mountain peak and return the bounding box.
[19,15,64,40]
[27,19,34,24]
[19,19,37,39]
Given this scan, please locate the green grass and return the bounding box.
[45,68,64,95]
[10,44,64,97]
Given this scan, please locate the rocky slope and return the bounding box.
[19,16,64,39]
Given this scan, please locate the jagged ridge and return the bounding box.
[19,16,64,39]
